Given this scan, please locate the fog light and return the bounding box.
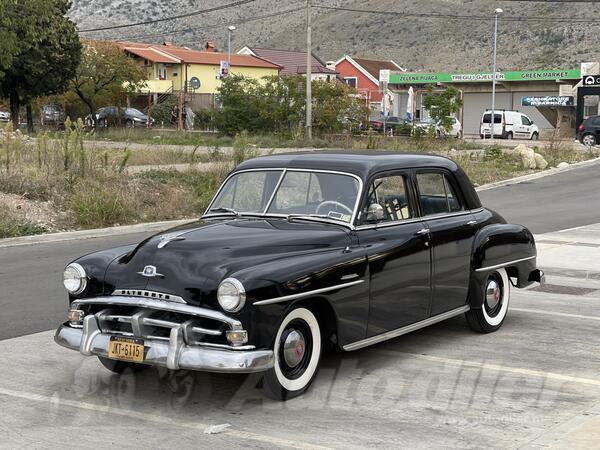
[226,330,248,346]
[68,309,85,324]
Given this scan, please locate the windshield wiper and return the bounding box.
[286,214,346,224]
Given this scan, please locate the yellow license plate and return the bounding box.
[107,336,144,362]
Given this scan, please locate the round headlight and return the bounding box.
[217,278,246,312]
[63,263,87,295]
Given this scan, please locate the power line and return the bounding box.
[122,6,305,42]
[314,4,600,23]
[78,0,258,33]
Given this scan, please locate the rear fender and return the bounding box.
[468,224,537,308]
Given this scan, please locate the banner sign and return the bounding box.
[522,96,574,107]
[582,75,600,86]
[220,61,230,77]
[379,69,390,83]
[389,69,580,84]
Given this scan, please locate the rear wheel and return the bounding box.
[262,307,322,401]
[98,356,147,374]
[466,268,510,333]
[582,133,596,146]
[506,131,513,140]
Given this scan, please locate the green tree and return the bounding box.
[0,0,81,131]
[69,40,146,129]
[215,75,367,136]
[422,87,463,134]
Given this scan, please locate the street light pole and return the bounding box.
[306,0,312,141]
[227,25,236,67]
[490,8,502,140]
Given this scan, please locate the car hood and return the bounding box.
[104,217,352,305]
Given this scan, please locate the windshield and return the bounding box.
[125,108,145,118]
[209,170,360,224]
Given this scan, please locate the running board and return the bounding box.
[343,305,470,351]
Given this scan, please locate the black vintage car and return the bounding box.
[55,152,543,400]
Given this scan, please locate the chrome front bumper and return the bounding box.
[54,315,274,373]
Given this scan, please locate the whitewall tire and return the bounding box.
[466,268,510,333]
[263,307,322,400]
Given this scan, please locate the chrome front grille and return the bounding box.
[71,295,247,349]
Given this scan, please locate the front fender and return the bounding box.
[229,247,370,349]
[469,224,538,307]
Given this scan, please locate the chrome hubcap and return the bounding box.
[486,280,501,310]
[583,135,595,146]
[282,330,306,368]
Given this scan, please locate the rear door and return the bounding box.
[415,170,477,316]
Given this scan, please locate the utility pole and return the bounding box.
[490,8,502,140]
[306,0,312,141]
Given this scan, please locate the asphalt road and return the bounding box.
[478,159,600,233]
[0,159,597,341]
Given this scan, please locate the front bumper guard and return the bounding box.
[54,315,273,373]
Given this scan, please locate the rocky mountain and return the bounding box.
[70,0,596,72]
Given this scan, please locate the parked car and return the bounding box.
[413,117,444,137]
[369,116,405,134]
[480,110,539,140]
[40,104,65,127]
[55,152,544,400]
[0,111,10,123]
[577,115,600,146]
[95,106,154,128]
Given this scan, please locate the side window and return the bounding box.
[521,115,531,126]
[362,175,412,223]
[417,172,464,216]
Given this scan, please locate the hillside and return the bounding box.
[70,0,596,72]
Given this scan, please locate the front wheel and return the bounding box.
[466,268,510,333]
[262,307,322,401]
[531,132,539,141]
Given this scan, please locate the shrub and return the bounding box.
[69,181,133,227]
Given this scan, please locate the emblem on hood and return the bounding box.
[138,265,165,278]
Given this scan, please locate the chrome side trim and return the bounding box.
[73,296,242,329]
[475,255,536,272]
[343,305,470,351]
[254,280,365,306]
[112,289,186,304]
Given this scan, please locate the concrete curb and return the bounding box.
[0,219,195,249]
[475,156,600,192]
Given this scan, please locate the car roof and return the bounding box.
[236,151,460,178]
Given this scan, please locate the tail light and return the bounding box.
[578,124,585,132]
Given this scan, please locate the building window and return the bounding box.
[344,77,357,88]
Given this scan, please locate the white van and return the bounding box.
[479,110,539,140]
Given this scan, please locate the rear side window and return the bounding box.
[591,117,600,126]
[417,172,464,216]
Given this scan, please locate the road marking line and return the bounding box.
[376,351,600,387]
[0,387,330,450]
[511,307,600,322]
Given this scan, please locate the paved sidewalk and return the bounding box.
[536,223,600,279]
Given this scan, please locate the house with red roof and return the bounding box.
[237,47,338,81]
[334,55,405,113]
[118,41,282,94]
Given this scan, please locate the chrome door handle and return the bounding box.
[415,228,430,236]
[467,220,477,226]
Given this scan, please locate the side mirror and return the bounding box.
[366,203,384,222]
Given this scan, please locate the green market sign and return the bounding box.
[389,69,580,84]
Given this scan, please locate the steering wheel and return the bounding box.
[316,200,353,216]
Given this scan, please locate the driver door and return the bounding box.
[356,172,432,336]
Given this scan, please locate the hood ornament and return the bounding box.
[138,265,165,278]
[157,233,186,249]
